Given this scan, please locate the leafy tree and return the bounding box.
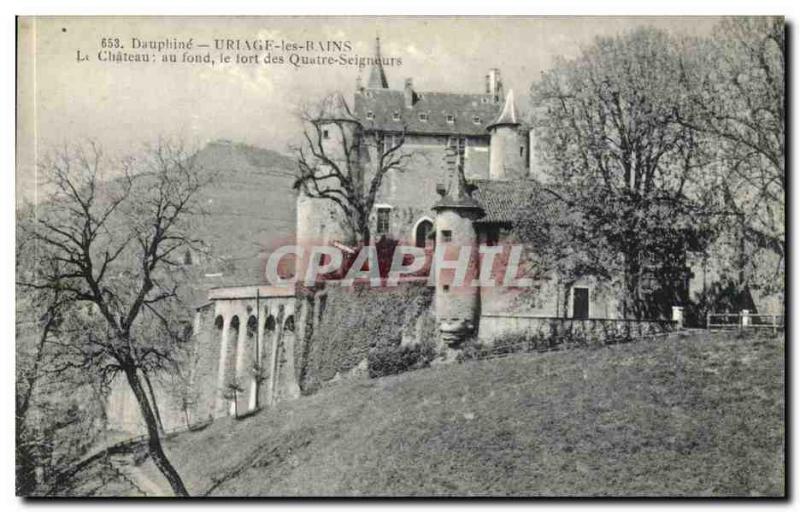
[512,186,617,316]
[530,28,713,319]
[18,141,212,496]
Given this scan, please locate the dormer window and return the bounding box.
[419,112,429,122]
[392,111,400,121]
[473,116,481,124]
[366,111,375,120]
[446,114,455,124]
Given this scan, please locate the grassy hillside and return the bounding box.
[62,331,784,497]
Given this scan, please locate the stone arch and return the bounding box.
[246,315,258,340]
[224,315,239,386]
[265,314,276,332]
[413,217,434,248]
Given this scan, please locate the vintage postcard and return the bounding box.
[15,16,785,497]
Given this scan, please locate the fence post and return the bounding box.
[671,306,684,330]
[741,309,750,329]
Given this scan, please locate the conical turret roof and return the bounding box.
[316,93,360,124]
[487,89,520,130]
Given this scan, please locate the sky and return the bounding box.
[16,16,723,202]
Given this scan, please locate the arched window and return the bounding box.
[183,249,193,265]
[414,219,434,248]
[265,315,276,332]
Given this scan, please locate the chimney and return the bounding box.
[487,68,503,102]
[404,78,415,108]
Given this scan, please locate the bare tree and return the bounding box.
[681,17,784,295]
[293,95,410,246]
[15,206,68,494]
[18,141,212,496]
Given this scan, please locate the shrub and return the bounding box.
[458,337,490,362]
[367,339,437,378]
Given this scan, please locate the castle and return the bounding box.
[185,37,633,418]
[108,38,688,431]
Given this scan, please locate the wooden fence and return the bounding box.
[707,312,785,334]
[472,315,678,361]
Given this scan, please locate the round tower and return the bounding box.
[488,90,529,180]
[296,93,362,249]
[432,176,484,349]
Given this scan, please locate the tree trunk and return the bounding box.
[624,249,643,320]
[124,365,189,496]
[141,370,164,434]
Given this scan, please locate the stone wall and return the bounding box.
[478,313,676,345]
[301,280,435,391]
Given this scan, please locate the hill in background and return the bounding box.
[184,140,297,306]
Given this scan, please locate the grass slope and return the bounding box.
[81,331,785,497]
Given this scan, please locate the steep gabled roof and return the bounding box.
[471,179,542,224]
[317,93,360,124]
[353,89,501,136]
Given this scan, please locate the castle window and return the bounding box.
[520,145,525,157]
[392,111,400,121]
[473,116,481,124]
[414,219,434,248]
[322,129,330,139]
[446,114,455,124]
[366,111,375,120]
[441,229,452,242]
[376,207,391,235]
[183,249,193,265]
[442,284,450,293]
[485,227,499,247]
[481,97,488,104]
[418,112,429,122]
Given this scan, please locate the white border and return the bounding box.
[4,1,797,510]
